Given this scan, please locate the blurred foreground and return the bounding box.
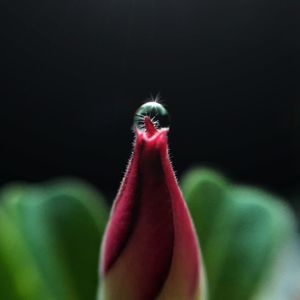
[0,168,299,300]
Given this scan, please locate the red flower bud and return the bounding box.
[99,102,206,300]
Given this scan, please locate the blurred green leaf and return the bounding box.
[181,167,297,300]
[0,178,109,300]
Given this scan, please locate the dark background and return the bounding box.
[0,0,299,206]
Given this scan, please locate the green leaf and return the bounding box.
[181,168,296,300]
[0,178,109,300]
[181,168,229,247]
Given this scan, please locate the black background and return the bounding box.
[0,0,299,207]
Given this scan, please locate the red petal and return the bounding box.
[101,121,200,300]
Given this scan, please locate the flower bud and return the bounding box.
[100,103,206,300]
